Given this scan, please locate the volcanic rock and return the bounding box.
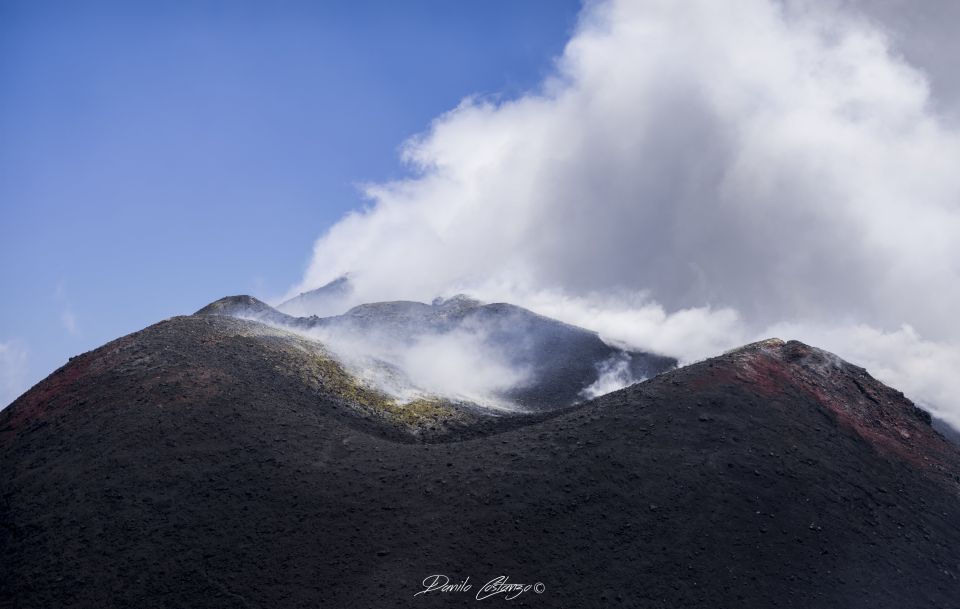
[1,315,959,608]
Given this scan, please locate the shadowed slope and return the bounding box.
[1,319,958,609]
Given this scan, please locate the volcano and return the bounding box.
[1,299,959,609]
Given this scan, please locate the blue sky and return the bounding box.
[0,0,581,402]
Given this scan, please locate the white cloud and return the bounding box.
[290,0,960,427]
[0,340,29,409]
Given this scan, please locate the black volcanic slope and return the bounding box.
[2,315,960,609]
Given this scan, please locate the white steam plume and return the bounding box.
[303,321,531,410]
[289,0,960,427]
[580,352,638,401]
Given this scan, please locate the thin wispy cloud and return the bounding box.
[0,340,29,408]
[60,309,78,336]
[55,281,80,337]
